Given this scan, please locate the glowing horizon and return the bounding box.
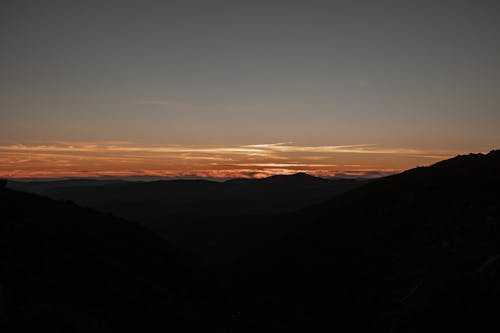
[2,2,499,178]
[0,141,474,179]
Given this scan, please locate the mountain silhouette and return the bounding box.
[0,187,224,332]
[8,174,368,263]
[8,173,364,216]
[225,172,327,186]
[222,150,500,331]
[2,151,500,332]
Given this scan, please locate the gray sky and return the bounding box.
[1,0,499,177]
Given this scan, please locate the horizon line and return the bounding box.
[1,141,491,180]
[2,170,396,182]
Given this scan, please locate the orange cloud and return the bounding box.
[0,141,463,179]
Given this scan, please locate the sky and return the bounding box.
[1,0,499,178]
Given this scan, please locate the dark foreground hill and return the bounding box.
[0,187,228,332]
[222,150,500,331]
[2,150,500,332]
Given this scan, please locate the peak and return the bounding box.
[454,149,500,159]
[291,172,315,178]
[277,172,318,179]
[224,173,323,186]
[395,148,500,184]
[259,173,328,185]
[429,149,500,169]
[276,172,316,178]
[265,172,318,181]
[488,149,500,157]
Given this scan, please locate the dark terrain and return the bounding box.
[8,174,368,263]
[1,150,500,332]
[7,173,366,217]
[0,187,223,332]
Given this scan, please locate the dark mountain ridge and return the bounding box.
[6,179,126,194]
[7,173,368,263]
[6,173,368,220]
[2,150,499,331]
[0,187,224,332]
[221,150,500,331]
[225,172,328,186]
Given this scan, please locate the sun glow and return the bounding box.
[0,141,460,179]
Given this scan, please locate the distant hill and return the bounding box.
[225,172,328,185]
[8,174,368,263]
[8,173,366,216]
[3,151,500,331]
[223,150,500,331]
[6,178,126,194]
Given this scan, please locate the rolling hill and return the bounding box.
[8,174,368,263]
[0,187,224,332]
[2,150,499,332]
[221,150,500,331]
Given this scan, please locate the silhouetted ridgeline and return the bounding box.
[8,174,369,263]
[0,187,227,332]
[1,150,499,332]
[7,173,367,216]
[222,150,500,331]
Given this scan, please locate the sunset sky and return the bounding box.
[1,1,499,179]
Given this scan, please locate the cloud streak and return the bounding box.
[0,141,461,179]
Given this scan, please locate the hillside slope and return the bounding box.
[8,174,367,264]
[224,150,500,332]
[0,188,218,332]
